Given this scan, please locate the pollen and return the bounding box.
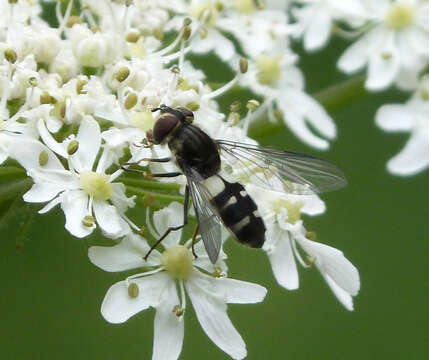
[255,55,282,85]
[161,245,193,280]
[385,4,415,30]
[232,0,255,14]
[79,171,113,201]
[274,199,304,225]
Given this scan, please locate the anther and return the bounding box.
[38,151,49,166]
[305,231,317,241]
[128,282,139,298]
[230,100,241,112]
[172,305,184,317]
[125,93,138,110]
[4,48,17,64]
[115,67,130,82]
[246,99,260,111]
[67,140,79,155]
[66,16,83,28]
[239,57,248,74]
[82,215,95,227]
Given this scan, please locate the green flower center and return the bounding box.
[274,199,304,225]
[232,0,255,14]
[161,245,193,280]
[255,55,282,85]
[385,4,415,30]
[79,171,113,201]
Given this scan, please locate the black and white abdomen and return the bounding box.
[202,175,266,248]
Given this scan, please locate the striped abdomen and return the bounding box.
[203,175,265,248]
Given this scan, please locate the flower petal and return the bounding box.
[153,282,184,360]
[152,202,184,248]
[93,199,130,238]
[88,233,160,271]
[101,272,170,324]
[387,127,429,175]
[324,274,354,311]
[265,228,299,290]
[60,189,93,238]
[303,8,332,51]
[187,271,247,360]
[298,236,360,297]
[375,104,414,132]
[72,115,101,172]
[212,277,267,304]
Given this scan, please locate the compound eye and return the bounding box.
[152,114,179,144]
[176,107,194,123]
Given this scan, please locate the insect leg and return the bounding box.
[123,157,172,166]
[191,224,199,259]
[120,166,182,179]
[144,185,190,261]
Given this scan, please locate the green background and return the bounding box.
[1,14,428,360]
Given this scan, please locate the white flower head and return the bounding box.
[338,0,429,91]
[241,50,337,150]
[89,202,267,360]
[247,185,359,310]
[9,116,135,239]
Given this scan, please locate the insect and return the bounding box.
[135,104,347,264]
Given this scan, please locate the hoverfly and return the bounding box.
[138,104,347,264]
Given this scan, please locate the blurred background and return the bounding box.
[0,25,428,360]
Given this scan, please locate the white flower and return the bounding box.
[68,24,122,68]
[338,0,429,91]
[8,116,134,238]
[88,202,266,360]
[291,0,368,51]
[241,49,336,150]
[376,76,429,175]
[248,185,360,310]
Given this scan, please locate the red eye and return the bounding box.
[152,114,180,144]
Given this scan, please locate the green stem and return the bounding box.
[121,177,181,191]
[126,185,184,204]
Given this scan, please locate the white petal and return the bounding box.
[37,119,67,158]
[152,202,184,247]
[387,128,429,175]
[93,199,130,238]
[101,272,170,324]
[8,136,65,172]
[73,115,101,172]
[153,282,184,360]
[211,277,267,304]
[266,229,299,290]
[23,183,65,203]
[303,8,332,51]
[375,104,414,132]
[187,272,247,360]
[324,274,354,311]
[110,183,135,213]
[337,29,374,73]
[280,104,330,150]
[298,237,360,296]
[366,31,399,90]
[88,233,160,271]
[61,189,93,238]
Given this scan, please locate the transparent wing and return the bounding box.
[184,167,223,264]
[217,139,347,195]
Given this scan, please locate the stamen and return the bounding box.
[57,0,74,35]
[125,267,164,286]
[291,235,310,268]
[146,207,160,239]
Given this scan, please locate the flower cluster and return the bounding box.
[0,1,366,359]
